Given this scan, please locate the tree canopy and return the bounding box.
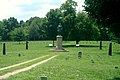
[84,0,120,37]
[0,0,114,42]
[60,0,77,40]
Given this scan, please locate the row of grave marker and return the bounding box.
[2,41,112,56]
[2,40,29,55]
[77,41,112,56]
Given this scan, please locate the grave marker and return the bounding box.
[49,44,53,47]
[108,42,112,56]
[78,52,82,59]
[91,58,95,63]
[100,40,102,50]
[41,76,47,80]
[66,53,69,60]
[115,66,118,69]
[18,53,21,57]
[76,44,79,47]
[89,55,95,63]
[26,40,29,50]
[3,43,6,55]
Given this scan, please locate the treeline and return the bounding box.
[0,0,115,43]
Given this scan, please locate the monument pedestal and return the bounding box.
[54,35,68,52]
[56,35,63,50]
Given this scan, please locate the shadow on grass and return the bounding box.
[46,44,107,48]
[114,52,120,54]
[46,45,99,48]
[62,44,100,48]
[107,77,120,80]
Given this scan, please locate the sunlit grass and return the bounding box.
[0,41,120,80]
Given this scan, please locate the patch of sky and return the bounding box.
[49,0,62,6]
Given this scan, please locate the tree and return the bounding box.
[28,17,40,40]
[39,18,48,40]
[2,17,20,40]
[26,17,47,40]
[60,0,77,40]
[46,9,62,46]
[20,20,25,28]
[7,17,20,30]
[2,19,10,40]
[74,12,100,44]
[84,0,120,37]
[0,21,3,40]
[10,27,26,42]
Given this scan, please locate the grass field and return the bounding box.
[0,41,120,80]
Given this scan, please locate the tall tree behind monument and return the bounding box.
[46,9,62,46]
[60,0,77,40]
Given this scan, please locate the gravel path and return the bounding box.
[0,55,49,71]
[0,55,58,79]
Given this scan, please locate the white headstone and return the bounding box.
[49,44,53,47]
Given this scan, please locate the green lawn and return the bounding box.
[0,41,54,68]
[0,41,120,80]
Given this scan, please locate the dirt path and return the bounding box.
[0,55,58,79]
[0,55,49,71]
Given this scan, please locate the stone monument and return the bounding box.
[54,23,68,52]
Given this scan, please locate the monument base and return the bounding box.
[53,48,69,52]
[50,35,68,52]
[50,48,69,52]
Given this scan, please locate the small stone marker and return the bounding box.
[41,76,47,80]
[18,53,21,57]
[76,44,79,47]
[97,55,102,60]
[90,55,95,63]
[91,58,95,63]
[26,40,29,50]
[66,53,69,60]
[78,52,82,59]
[108,42,112,56]
[115,66,118,69]
[49,44,53,47]
[3,43,6,55]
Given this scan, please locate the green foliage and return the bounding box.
[73,12,100,43]
[0,21,4,40]
[60,0,77,40]
[0,0,117,41]
[84,0,120,37]
[26,17,48,40]
[39,18,48,40]
[1,17,20,40]
[28,19,40,40]
[46,9,62,40]
[60,0,77,16]
[10,28,26,41]
[7,17,20,30]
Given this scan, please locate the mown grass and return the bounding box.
[0,41,120,80]
[0,41,54,68]
[0,55,53,75]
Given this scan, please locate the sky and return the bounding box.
[0,0,85,21]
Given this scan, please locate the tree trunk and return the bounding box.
[100,40,102,50]
[76,40,79,44]
[108,42,112,56]
[53,40,54,47]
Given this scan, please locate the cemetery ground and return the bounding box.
[0,41,120,80]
